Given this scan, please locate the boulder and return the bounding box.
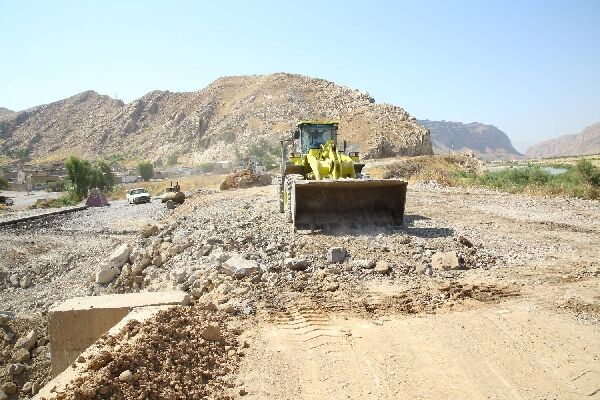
[9,274,19,287]
[221,255,259,279]
[1,382,17,395]
[119,370,133,382]
[374,260,391,274]
[458,236,473,248]
[139,223,159,238]
[0,311,15,325]
[431,251,462,270]
[7,363,25,375]
[284,258,309,271]
[15,330,37,350]
[200,324,222,341]
[327,247,347,263]
[19,275,33,289]
[107,243,131,269]
[21,382,32,393]
[12,348,30,362]
[95,267,118,284]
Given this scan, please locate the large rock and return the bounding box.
[107,243,131,269]
[139,223,158,238]
[6,363,25,375]
[221,254,259,279]
[19,275,33,288]
[200,324,222,341]
[95,267,119,284]
[327,247,347,263]
[374,260,391,274]
[431,251,462,271]
[15,330,37,350]
[0,311,15,325]
[1,382,17,395]
[284,258,309,271]
[12,348,30,362]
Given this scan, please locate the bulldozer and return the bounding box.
[278,121,407,229]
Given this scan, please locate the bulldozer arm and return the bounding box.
[291,179,407,229]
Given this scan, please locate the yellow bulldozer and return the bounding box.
[278,121,407,229]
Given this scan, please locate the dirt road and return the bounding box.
[236,185,600,400]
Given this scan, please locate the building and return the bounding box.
[214,161,233,174]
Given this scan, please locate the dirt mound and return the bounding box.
[219,170,272,191]
[57,306,244,400]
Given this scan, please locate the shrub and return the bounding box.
[138,161,154,181]
[46,180,68,192]
[576,159,600,187]
[32,192,80,208]
[0,175,7,190]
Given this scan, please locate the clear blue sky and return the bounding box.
[1,0,599,152]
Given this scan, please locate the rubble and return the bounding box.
[327,247,347,263]
[139,223,158,238]
[1,177,598,397]
[15,330,37,351]
[431,251,463,271]
[107,243,131,269]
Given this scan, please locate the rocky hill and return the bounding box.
[0,73,432,165]
[417,119,522,161]
[526,122,600,158]
[0,107,14,118]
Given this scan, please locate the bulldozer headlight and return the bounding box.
[349,151,359,157]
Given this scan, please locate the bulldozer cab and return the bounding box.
[296,122,338,154]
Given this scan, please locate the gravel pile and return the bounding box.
[51,307,244,400]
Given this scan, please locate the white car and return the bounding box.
[0,196,14,206]
[126,188,151,204]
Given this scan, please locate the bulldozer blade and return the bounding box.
[292,179,407,229]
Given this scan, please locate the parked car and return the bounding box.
[0,196,14,206]
[126,188,151,204]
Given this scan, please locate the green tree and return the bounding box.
[138,161,154,181]
[244,138,279,168]
[0,175,8,190]
[65,156,92,198]
[90,160,115,191]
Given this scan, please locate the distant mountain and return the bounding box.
[526,122,600,158]
[417,119,522,161]
[0,107,14,118]
[0,73,432,164]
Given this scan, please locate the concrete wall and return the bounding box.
[48,291,189,377]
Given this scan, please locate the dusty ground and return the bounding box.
[236,185,600,400]
[1,181,599,399]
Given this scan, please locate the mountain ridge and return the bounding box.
[0,73,433,165]
[526,122,600,158]
[417,119,522,161]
